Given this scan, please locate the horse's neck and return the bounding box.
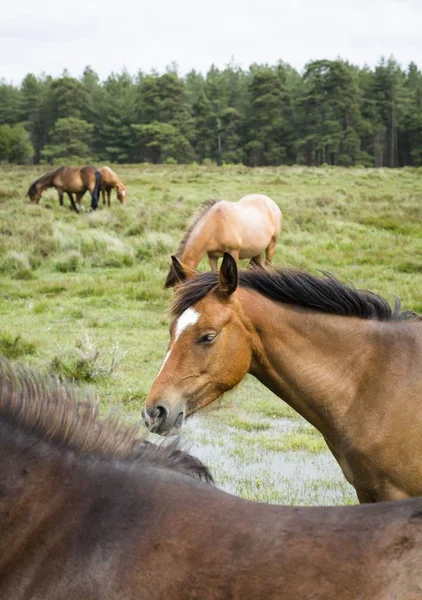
[37,172,55,191]
[241,290,379,436]
[180,217,212,268]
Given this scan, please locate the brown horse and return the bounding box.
[145,254,422,503]
[27,166,102,213]
[164,194,282,287]
[100,166,127,206]
[2,357,422,599]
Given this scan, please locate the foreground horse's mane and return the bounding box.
[0,358,212,483]
[172,265,420,322]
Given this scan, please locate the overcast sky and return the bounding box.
[1,0,421,83]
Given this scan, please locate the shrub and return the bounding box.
[49,333,127,382]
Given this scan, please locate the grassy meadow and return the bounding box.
[1,164,421,506]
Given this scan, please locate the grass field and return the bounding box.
[1,164,421,506]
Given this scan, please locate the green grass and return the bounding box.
[0,164,421,506]
[0,330,38,359]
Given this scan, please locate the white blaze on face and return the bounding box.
[175,307,199,341]
[154,307,200,380]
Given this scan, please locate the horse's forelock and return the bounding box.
[171,271,220,317]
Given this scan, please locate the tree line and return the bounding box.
[1,57,421,168]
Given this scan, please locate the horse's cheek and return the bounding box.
[224,332,251,385]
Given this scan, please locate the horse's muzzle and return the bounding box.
[142,404,184,436]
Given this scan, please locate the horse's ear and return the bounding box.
[218,253,238,296]
[171,256,197,282]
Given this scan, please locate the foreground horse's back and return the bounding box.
[1,359,422,599]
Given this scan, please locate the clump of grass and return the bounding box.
[135,232,174,260]
[50,333,127,382]
[261,430,328,454]
[0,250,34,279]
[0,330,37,359]
[93,248,134,268]
[225,414,271,432]
[54,250,84,273]
[78,230,135,268]
[53,223,81,252]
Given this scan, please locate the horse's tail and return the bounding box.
[92,170,102,210]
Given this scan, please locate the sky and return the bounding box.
[1,0,421,83]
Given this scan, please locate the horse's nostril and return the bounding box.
[143,404,169,431]
[155,404,168,422]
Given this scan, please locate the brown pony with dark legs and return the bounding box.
[27,166,102,212]
[2,357,422,599]
[145,254,422,503]
[100,166,127,206]
[164,194,282,287]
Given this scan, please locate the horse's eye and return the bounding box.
[199,333,217,344]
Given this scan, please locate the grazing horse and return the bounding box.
[1,357,422,599]
[27,166,102,213]
[145,254,422,503]
[164,194,282,287]
[100,166,127,206]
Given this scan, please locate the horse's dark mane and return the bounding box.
[0,358,212,484]
[172,264,420,322]
[27,167,63,196]
[165,200,218,286]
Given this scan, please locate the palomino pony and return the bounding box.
[164,194,282,287]
[1,357,422,599]
[100,166,127,206]
[27,166,101,213]
[145,254,422,503]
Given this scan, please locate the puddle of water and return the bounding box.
[182,414,356,506]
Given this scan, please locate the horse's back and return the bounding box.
[202,195,281,256]
[235,194,282,237]
[232,194,281,238]
[100,166,115,183]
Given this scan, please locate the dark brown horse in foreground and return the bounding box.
[145,254,422,503]
[1,357,422,599]
[27,166,101,213]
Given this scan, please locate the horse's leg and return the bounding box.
[102,190,106,205]
[208,254,218,270]
[58,189,64,206]
[107,189,111,207]
[265,236,278,263]
[67,192,79,214]
[251,254,265,267]
[76,192,86,210]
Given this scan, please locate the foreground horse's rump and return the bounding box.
[165,194,282,287]
[1,358,422,600]
[27,166,102,212]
